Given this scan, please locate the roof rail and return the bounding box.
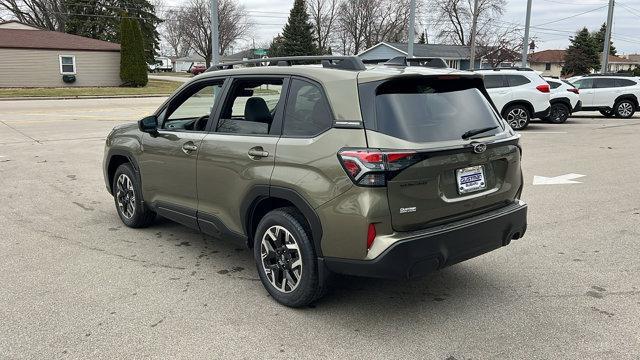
[382,56,448,69]
[207,56,366,72]
[583,72,635,77]
[472,67,534,71]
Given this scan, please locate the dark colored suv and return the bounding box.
[103,56,528,307]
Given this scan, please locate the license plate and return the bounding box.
[456,165,487,194]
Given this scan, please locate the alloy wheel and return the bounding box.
[618,102,633,117]
[260,225,303,293]
[115,174,136,219]
[550,105,568,123]
[507,108,528,129]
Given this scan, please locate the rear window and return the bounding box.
[371,78,503,143]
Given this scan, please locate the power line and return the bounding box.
[534,5,608,26]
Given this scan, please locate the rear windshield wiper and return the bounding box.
[461,126,498,140]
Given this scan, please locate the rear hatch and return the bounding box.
[357,75,523,232]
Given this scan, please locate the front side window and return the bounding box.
[283,79,332,137]
[615,78,637,87]
[573,78,593,89]
[59,55,76,74]
[162,81,224,131]
[216,78,284,135]
[372,78,502,143]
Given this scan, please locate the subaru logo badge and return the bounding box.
[473,143,487,154]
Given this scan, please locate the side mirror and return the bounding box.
[138,115,158,136]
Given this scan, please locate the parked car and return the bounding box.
[474,68,551,130]
[103,56,527,307]
[570,75,640,118]
[542,77,581,123]
[189,64,207,75]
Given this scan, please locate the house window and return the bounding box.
[545,63,551,71]
[59,55,76,74]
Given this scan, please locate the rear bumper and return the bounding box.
[572,100,582,112]
[324,201,528,279]
[533,106,551,119]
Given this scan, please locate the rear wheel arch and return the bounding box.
[501,100,534,118]
[550,97,572,108]
[243,186,323,256]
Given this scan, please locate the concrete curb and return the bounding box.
[0,94,170,101]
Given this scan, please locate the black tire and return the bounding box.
[547,103,570,124]
[503,104,531,130]
[112,163,155,228]
[613,99,636,119]
[253,207,329,307]
[599,109,615,118]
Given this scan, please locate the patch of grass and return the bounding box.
[0,80,181,98]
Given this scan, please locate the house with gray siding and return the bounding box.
[0,21,121,87]
[358,42,488,70]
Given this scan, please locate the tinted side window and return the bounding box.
[283,79,333,137]
[506,75,531,87]
[483,75,506,89]
[594,78,615,88]
[615,78,637,87]
[548,80,561,89]
[216,78,284,135]
[573,78,593,89]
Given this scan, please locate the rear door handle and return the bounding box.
[182,142,198,154]
[248,146,269,159]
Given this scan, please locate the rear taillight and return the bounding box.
[337,149,418,187]
[366,223,376,250]
[536,84,550,93]
[567,88,579,94]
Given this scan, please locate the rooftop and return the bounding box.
[0,27,120,52]
[529,50,566,63]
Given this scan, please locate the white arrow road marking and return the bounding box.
[533,173,586,185]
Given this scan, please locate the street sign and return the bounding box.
[254,49,268,56]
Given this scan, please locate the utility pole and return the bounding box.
[601,0,615,74]
[469,0,480,69]
[521,0,533,66]
[407,0,416,58]
[211,0,220,65]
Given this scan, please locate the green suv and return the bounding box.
[103,56,527,307]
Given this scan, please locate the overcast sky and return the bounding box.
[230,0,639,55]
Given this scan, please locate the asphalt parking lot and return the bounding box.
[1,98,639,359]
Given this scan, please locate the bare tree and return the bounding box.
[308,0,338,53]
[336,0,421,55]
[161,8,191,57]
[430,0,506,46]
[476,27,523,67]
[180,0,251,66]
[0,0,66,31]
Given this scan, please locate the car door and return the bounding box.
[593,78,616,106]
[573,78,595,106]
[196,75,288,239]
[483,74,511,113]
[139,78,226,228]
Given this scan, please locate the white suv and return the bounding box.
[571,75,640,118]
[543,77,581,123]
[475,69,551,130]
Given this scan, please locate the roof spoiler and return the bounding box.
[207,56,366,72]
